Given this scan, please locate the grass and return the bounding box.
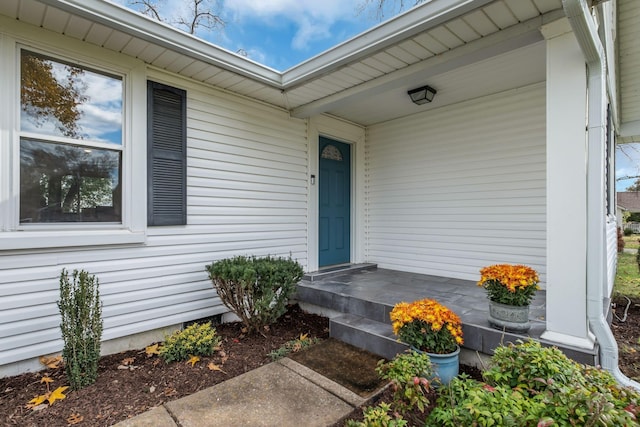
[623,235,640,250]
[614,251,640,299]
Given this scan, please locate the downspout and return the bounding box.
[562,0,640,389]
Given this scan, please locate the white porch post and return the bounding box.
[540,18,594,349]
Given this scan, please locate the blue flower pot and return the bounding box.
[411,345,460,385]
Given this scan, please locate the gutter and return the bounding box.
[562,0,640,390]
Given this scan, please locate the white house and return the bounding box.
[0,0,638,386]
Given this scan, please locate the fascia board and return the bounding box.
[281,0,495,89]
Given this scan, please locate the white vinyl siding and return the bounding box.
[0,76,308,367]
[364,84,546,282]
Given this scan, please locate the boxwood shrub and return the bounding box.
[206,255,303,332]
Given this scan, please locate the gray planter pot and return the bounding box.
[488,300,530,333]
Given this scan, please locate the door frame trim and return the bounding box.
[307,117,365,273]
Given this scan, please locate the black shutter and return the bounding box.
[147,81,187,226]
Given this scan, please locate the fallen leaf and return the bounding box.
[207,362,227,374]
[299,333,308,341]
[292,342,302,352]
[163,387,177,397]
[47,386,69,405]
[263,325,270,332]
[67,413,84,424]
[40,376,54,384]
[145,344,161,357]
[121,357,135,366]
[26,394,47,409]
[39,355,63,369]
[149,385,156,393]
[219,350,229,364]
[186,355,200,367]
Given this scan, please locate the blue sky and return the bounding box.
[617,144,640,191]
[110,0,409,71]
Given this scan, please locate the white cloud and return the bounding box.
[222,0,360,50]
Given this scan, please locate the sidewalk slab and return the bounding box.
[113,406,177,427]
[165,361,355,427]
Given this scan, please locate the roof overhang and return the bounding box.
[0,0,567,126]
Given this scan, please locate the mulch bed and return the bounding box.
[612,296,640,382]
[0,304,329,427]
[1,300,637,427]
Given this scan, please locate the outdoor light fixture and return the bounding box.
[407,85,437,105]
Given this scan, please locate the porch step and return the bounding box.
[295,282,393,325]
[303,263,378,282]
[296,266,599,366]
[330,313,407,360]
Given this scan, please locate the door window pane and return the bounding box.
[20,139,122,223]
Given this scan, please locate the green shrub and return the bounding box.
[160,322,221,363]
[483,340,582,393]
[346,403,408,427]
[58,268,103,390]
[428,376,544,426]
[488,341,640,424]
[375,350,433,415]
[205,255,303,332]
[625,228,634,236]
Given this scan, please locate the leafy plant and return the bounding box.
[268,333,320,360]
[346,403,408,427]
[58,268,103,390]
[205,255,303,332]
[159,322,221,363]
[376,350,433,415]
[483,339,581,392]
[389,298,463,354]
[432,340,640,427]
[428,376,544,426]
[478,264,540,306]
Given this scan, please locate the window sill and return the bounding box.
[0,229,146,251]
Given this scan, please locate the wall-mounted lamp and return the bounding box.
[407,85,437,105]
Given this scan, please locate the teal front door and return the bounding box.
[319,137,351,267]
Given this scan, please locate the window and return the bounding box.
[147,81,187,226]
[19,50,123,224]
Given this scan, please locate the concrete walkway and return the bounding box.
[113,358,374,427]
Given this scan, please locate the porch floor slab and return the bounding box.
[296,266,598,365]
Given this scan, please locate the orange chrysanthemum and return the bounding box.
[477,264,540,306]
[390,298,463,354]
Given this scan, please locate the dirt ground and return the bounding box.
[612,296,640,382]
[1,300,637,427]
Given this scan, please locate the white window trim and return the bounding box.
[0,38,147,250]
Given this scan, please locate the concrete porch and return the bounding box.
[295,264,598,366]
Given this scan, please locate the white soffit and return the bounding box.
[618,0,640,140]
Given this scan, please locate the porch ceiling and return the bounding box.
[618,0,640,142]
[0,0,564,126]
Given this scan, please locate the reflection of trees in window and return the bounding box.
[21,52,88,139]
[19,50,124,224]
[20,140,121,223]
